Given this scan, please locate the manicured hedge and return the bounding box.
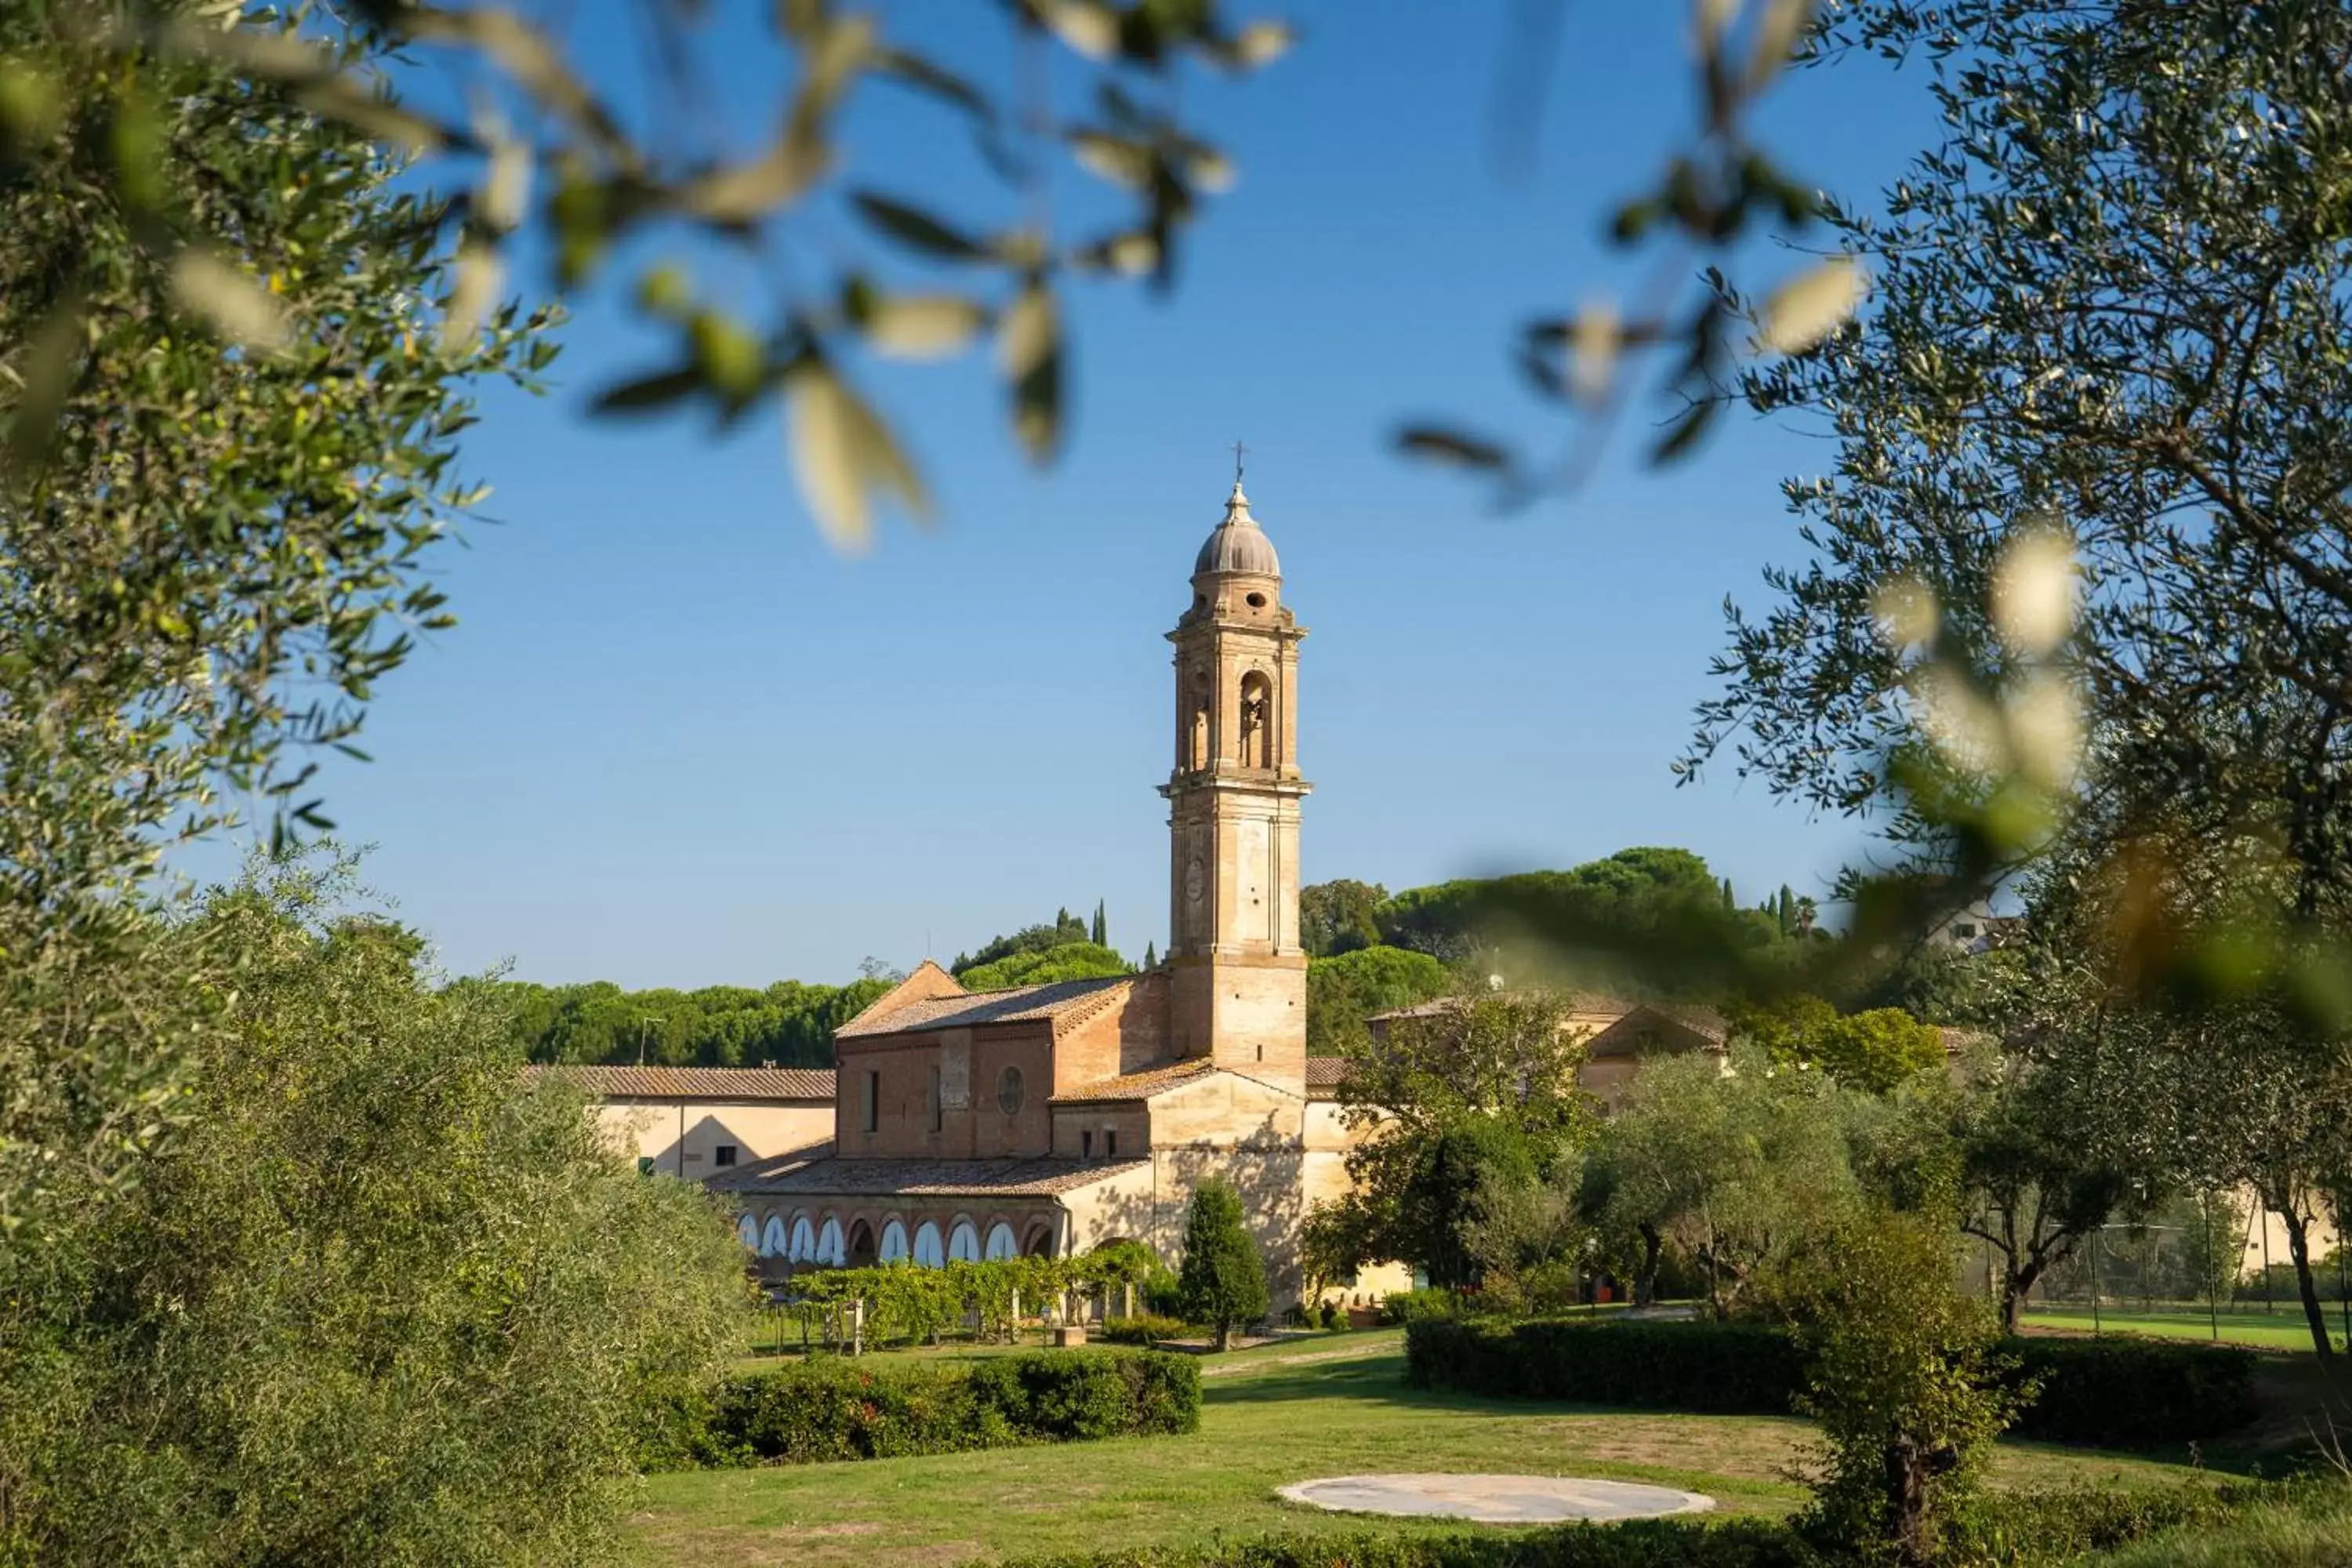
[1404,1317,1805,1415]
[2006,1337,2261,1446]
[989,1482,2276,1568]
[1404,1319,2259,1446]
[1102,1313,1192,1345]
[659,1348,1200,1468]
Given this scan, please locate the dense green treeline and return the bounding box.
[473,977,895,1069]
[492,853,1862,1069]
[1299,847,1866,1056]
[1304,847,1816,974]
[488,900,1135,1067]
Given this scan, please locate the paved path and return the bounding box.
[1276,1474,1716,1524]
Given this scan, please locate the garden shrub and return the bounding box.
[1378,1287,1463,1326]
[1789,1210,2016,1566]
[1102,1313,1189,1345]
[1403,1319,2259,1447]
[666,1348,1200,1467]
[1322,1301,1352,1332]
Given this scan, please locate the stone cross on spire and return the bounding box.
[1231,439,1249,485]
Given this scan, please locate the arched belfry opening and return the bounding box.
[1238,670,1273,769]
[1160,474,1312,1091]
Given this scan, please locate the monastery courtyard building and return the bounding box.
[709,481,1364,1299]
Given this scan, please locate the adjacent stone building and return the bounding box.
[708,481,1364,1299]
[532,1064,837,1177]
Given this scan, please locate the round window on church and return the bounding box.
[997,1065,1026,1116]
[1246,591,1266,608]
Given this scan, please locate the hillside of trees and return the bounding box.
[1293,847,1995,1055]
[494,902,1134,1066]
[492,858,1873,1069]
[473,976,895,1068]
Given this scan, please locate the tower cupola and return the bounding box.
[1192,481,1282,579]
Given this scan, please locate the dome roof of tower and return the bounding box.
[1193,482,1280,577]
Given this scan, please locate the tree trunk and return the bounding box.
[1213,1319,1232,1352]
[2276,1200,2338,1362]
[1634,1224,1662,1308]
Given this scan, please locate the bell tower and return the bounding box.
[1161,475,1310,1092]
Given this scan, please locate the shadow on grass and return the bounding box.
[1203,1345,2339,1483]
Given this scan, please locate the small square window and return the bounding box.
[713,1145,739,1168]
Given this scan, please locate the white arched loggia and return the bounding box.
[948,1221,980,1263]
[735,1214,760,1250]
[913,1221,945,1268]
[880,1218,909,1263]
[817,1217,845,1267]
[760,1214,788,1258]
[983,1221,1018,1261]
[789,1215,815,1263]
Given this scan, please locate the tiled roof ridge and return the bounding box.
[834,974,1132,1039]
[527,1064,837,1100]
[1049,975,1136,1034]
[1046,1058,1216,1104]
[711,1152,1149,1198]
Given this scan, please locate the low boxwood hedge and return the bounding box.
[1102,1313,1192,1345]
[1405,1317,1805,1415]
[654,1347,1200,1468]
[2005,1336,2261,1446]
[1404,1318,2259,1447]
[988,1481,2281,1568]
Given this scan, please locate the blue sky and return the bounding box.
[254,5,1947,989]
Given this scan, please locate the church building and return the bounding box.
[707,481,1365,1300]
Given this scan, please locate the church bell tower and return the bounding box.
[1161,475,1310,1093]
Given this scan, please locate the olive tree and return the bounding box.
[9,854,751,1565]
[0,0,554,1475]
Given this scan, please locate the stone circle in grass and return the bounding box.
[1276,1474,1715,1525]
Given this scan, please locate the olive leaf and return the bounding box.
[786,359,930,550]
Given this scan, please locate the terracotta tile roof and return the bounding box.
[1364,992,1723,1045]
[528,1065,836,1101]
[1366,993,1646,1025]
[1048,1060,1217,1104]
[707,1151,1147,1198]
[1304,1055,1349,1098]
[1364,996,1467,1023]
[834,976,1132,1040]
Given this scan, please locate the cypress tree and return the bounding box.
[1174,1178,1269,1351]
[1720,877,1734,912]
[1777,884,1795,935]
[1091,899,1106,946]
[1143,940,1157,968]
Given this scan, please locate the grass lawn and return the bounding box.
[627,1330,2209,1568]
[2021,1305,2343,1353]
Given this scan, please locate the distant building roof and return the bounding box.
[707,1150,1145,1198]
[1304,1055,1349,1099]
[834,975,1131,1040]
[1364,993,1726,1047]
[527,1064,836,1102]
[1048,1059,1218,1104]
[1937,1026,1991,1055]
